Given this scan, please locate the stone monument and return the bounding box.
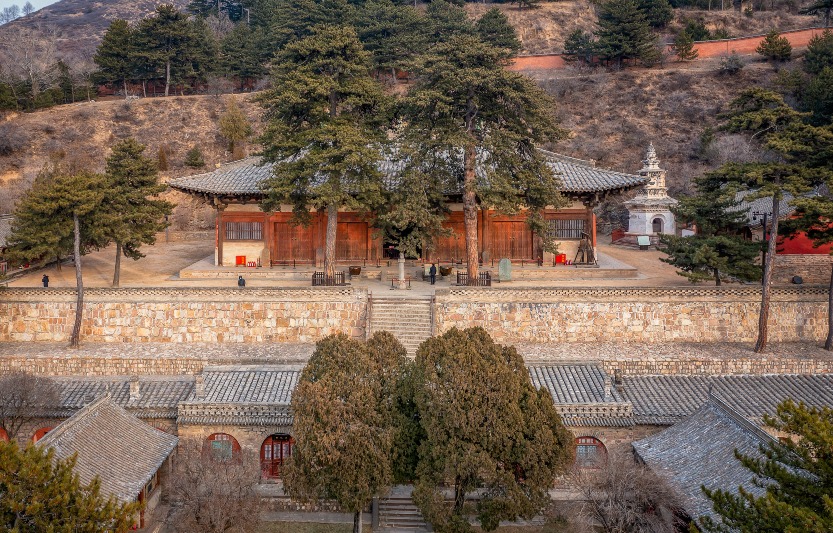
[498,258,512,282]
[624,143,678,243]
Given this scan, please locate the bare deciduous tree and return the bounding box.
[166,441,262,533]
[0,23,57,101]
[22,1,33,16]
[0,372,60,440]
[570,452,686,533]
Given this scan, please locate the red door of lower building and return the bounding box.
[260,434,293,479]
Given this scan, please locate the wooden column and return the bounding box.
[263,212,272,267]
[215,202,227,267]
[590,212,598,248]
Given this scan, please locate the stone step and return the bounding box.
[369,325,432,333]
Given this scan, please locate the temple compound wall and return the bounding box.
[0,285,827,345]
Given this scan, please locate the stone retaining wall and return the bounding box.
[774,255,833,285]
[434,286,828,344]
[0,287,366,343]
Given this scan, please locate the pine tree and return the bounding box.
[756,30,792,62]
[258,25,389,278]
[267,0,353,53]
[804,67,833,125]
[596,0,661,67]
[476,8,522,58]
[699,400,833,532]
[219,97,253,154]
[285,333,409,533]
[402,35,567,284]
[563,29,598,65]
[425,1,475,44]
[4,165,106,347]
[706,88,833,352]
[219,23,269,89]
[637,0,673,28]
[354,0,428,81]
[100,138,173,287]
[672,30,699,61]
[804,30,833,75]
[94,19,135,98]
[411,327,575,532]
[184,145,206,168]
[0,441,141,532]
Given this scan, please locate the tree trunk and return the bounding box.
[714,267,721,286]
[69,213,83,349]
[453,477,465,516]
[325,204,338,278]
[113,242,122,287]
[123,78,128,98]
[826,263,833,351]
[56,254,62,272]
[390,67,398,86]
[754,195,780,353]
[353,510,362,533]
[142,79,147,98]
[463,142,479,285]
[165,60,171,97]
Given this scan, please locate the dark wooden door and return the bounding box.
[491,221,533,260]
[336,222,368,261]
[261,434,293,479]
[435,219,466,262]
[274,222,314,262]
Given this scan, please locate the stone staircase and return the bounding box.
[377,488,430,532]
[368,297,433,355]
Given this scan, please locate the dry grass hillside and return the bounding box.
[0,93,262,228]
[467,1,817,54]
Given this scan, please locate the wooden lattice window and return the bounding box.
[225,221,263,241]
[575,436,607,468]
[206,432,241,460]
[548,219,586,240]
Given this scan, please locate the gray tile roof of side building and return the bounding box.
[47,376,194,419]
[633,397,771,521]
[37,395,178,503]
[169,151,646,198]
[623,374,833,425]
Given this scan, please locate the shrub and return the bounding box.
[804,30,833,75]
[184,145,205,168]
[673,31,698,61]
[719,52,745,74]
[0,124,26,156]
[756,30,792,62]
[157,146,169,171]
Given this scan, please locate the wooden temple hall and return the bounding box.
[170,149,648,268]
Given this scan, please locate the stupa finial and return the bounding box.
[643,142,660,171]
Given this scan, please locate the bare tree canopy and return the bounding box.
[0,372,60,440]
[166,440,262,533]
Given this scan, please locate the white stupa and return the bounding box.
[624,143,677,241]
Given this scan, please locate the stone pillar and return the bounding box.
[397,254,406,289]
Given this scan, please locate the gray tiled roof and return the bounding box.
[38,396,178,503]
[529,364,622,404]
[633,399,770,521]
[0,214,13,248]
[48,376,194,418]
[200,365,300,404]
[623,374,833,425]
[169,151,646,198]
[731,190,794,227]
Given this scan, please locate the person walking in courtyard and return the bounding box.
[41,274,49,288]
[238,275,245,288]
[429,263,437,285]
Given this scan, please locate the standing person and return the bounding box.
[41,274,49,287]
[429,263,437,285]
[238,275,246,288]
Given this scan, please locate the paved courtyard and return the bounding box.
[5,235,688,291]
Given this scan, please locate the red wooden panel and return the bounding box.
[435,219,466,262]
[274,222,314,261]
[336,222,368,261]
[491,221,533,260]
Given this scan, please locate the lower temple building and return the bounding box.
[170,150,647,267]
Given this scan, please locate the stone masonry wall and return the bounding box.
[774,255,833,285]
[434,286,828,344]
[0,287,366,343]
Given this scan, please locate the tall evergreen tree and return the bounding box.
[476,8,522,57]
[425,1,475,43]
[267,0,353,53]
[756,30,792,62]
[219,23,269,88]
[0,441,141,532]
[411,327,575,532]
[100,138,173,287]
[699,400,833,532]
[4,165,106,347]
[285,333,407,533]
[135,4,212,97]
[354,0,427,81]
[219,97,253,154]
[595,0,660,67]
[803,30,833,75]
[402,35,567,283]
[259,25,389,278]
[637,0,673,28]
[94,19,135,97]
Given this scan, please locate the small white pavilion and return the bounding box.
[624,143,678,241]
